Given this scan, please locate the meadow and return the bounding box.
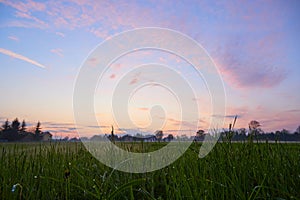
[0,141,299,199]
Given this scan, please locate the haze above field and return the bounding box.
[0,1,300,137]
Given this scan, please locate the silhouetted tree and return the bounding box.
[111,125,115,143]
[238,128,246,135]
[248,120,261,142]
[155,130,163,141]
[296,126,300,134]
[20,120,26,132]
[2,119,10,131]
[11,118,20,131]
[196,130,205,137]
[194,130,205,142]
[281,129,289,135]
[275,130,281,143]
[167,134,174,141]
[249,120,260,130]
[35,121,42,136]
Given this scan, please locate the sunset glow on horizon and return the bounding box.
[0,0,300,138]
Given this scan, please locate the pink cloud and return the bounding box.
[15,10,48,28]
[88,57,97,62]
[86,57,99,68]
[129,72,141,85]
[198,1,285,32]
[0,47,47,69]
[213,33,287,89]
[0,1,292,91]
[0,0,289,47]
[222,105,300,132]
[0,0,190,37]
[89,27,110,39]
[110,74,116,79]
[111,63,122,70]
[129,78,138,85]
[138,107,149,111]
[50,48,64,57]
[166,117,199,131]
[260,110,300,132]
[4,20,46,29]
[1,0,48,28]
[226,106,249,117]
[55,32,65,37]
[8,35,19,41]
[220,106,249,129]
[1,0,46,12]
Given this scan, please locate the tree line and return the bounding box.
[0,118,51,142]
[2,118,41,132]
[210,120,300,143]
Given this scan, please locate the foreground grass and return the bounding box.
[0,141,299,199]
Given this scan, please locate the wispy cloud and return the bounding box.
[55,32,65,37]
[138,107,149,111]
[1,0,46,12]
[213,34,287,89]
[0,48,46,69]
[0,0,47,29]
[129,78,138,85]
[109,74,116,79]
[8,35,19,41]
[15,10,48,28]
[260,110,300,132]
[50,48,64,57]
[129,72,141,85]
[0,0,190,38]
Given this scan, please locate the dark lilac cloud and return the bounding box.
[213,34,287,89]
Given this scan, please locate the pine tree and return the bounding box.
[20,120,26,132]
[35,121,42,136]
[11,118,20,131]
[2,119,10,131]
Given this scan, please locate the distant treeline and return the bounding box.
[1,118,299,143]
[212,129,300,142]
[72,127,300,143]
[0,118,52,142]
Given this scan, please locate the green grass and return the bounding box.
[0,141,299,199]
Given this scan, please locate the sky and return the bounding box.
[0,0,300,138]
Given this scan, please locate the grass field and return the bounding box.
[0,141,299,199]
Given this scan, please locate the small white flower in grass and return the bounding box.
[93,179,95,182]
[11,183,22,192]
[69,162,71,166]
[11,184,17,192]
[34,176,38,179]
